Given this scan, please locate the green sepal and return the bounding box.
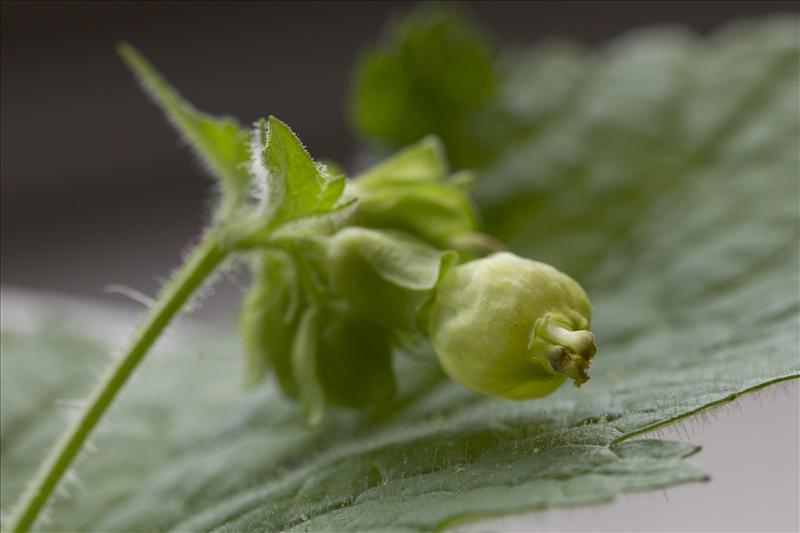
[251,117,347,230]
[118,44,251,220]
[327,227,456,332]
[239,250,302,398]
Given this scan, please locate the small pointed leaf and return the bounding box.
[254,116,346,228]
[118,44,251,218]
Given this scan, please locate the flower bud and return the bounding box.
[327,227,454,332]
[239,250,303,398]
[353,181,477,248]
[316,309,396,408]
[351,136,478,248]
[428,252,596,399]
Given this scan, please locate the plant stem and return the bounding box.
[5,231,230,533]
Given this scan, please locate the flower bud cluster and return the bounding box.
[239,137,596,422]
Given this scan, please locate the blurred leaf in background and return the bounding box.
[2,8,799,532]
[351,7,498,168]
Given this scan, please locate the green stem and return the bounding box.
[5,231,230,533]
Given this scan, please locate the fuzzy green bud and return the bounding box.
[316,310,396,408]
[353,181,477,248]
[428,252,596,400]
[351,136,478,248]
[291,306,397,424]
[327,227,454,332]
[240,250,303,398]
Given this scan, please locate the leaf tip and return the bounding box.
[266,115,287,130]
[116,41,134,57]
[116,42,147,73]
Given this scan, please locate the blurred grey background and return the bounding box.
[2,1,799,316]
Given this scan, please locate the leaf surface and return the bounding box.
[0,303,705,532]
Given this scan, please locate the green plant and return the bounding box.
[1,7,798,532]
[3,35,595,531]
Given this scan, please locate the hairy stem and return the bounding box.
[5,231,230,532]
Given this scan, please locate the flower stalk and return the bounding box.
[5,231,230,532]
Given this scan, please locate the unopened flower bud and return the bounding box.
[353,181,477,248]
[327,227,454,332]
[351,136,478,248]
[316,310,396,408]
[428,252,596,399]
[239,250,302,398]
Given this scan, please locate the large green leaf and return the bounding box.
[2,15,799,533]
[0,294,705,532]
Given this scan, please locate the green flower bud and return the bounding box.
[239,250,303,398]
[353,181,477,248]
[242,248,397,420]
[327,227,454,332]
[351,136,478,248]
[428,252,596,400]
[316,309,396,409]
